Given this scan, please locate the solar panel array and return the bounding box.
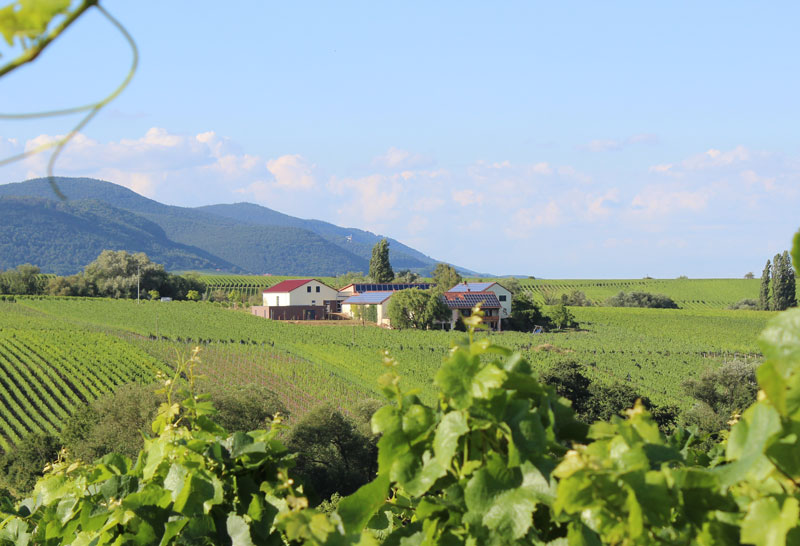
[350,283,433,293]
[342,291,395,304]
[441,292,501,309]
[448,282,495,292]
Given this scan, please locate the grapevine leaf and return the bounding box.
[717,402,782,487]
[338,472,390,534]
[464,456,541,541]
[792,229,800,273]
[226,514,256,546]
[758,309,800,417]
[740,496,800,546]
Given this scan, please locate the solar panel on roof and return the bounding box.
[342,291,395,304]
[351,283,432,293]
[441,292,501,308]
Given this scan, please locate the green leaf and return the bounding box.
[338,473,390,534]
[464,456,541,541]
[435,350,480,409]
[227,514,256,546]
[758,309,800,417]
[433,411,469,468]
[792,229,800,273]
[717,402,782,487]
[741,496,800,546]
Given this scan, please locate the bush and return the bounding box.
[540,360,678,433]
[548,302,578,330]
[603,291,679,309]
[62,382,287,463]
[727,298,759,310]
[286,404,378,503]
[683,359,759,434]
[505,293,552,331]
[0,433,60,497]
[543,290,592,306]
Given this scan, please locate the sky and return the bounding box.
[1,1,799,277]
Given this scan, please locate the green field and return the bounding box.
[0,292,774,450]
[199,274,759,310]
[515,277,759,309]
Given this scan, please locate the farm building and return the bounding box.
[447,282,512,320]
[441,291,503,331]
[341,291,394,327]
[252,279,339,320]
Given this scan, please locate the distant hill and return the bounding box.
[199,202,438,271]
[0,197,238,275]
[0,177,466,276]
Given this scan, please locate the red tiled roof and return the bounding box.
[262,279,313,293]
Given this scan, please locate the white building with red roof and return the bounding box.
[262,279,338,307]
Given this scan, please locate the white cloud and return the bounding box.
[266,154,316,189]
[452,189,484,207]
[630,186,710,216]
[373,147,432,169]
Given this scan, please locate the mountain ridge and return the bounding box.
[0,177,474,276]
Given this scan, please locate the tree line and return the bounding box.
[0,250,206,301]
[759,250,797,311]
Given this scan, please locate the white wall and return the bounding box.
[263,281,338,307]
[487,284,512,319]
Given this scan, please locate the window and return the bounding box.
[316,286,320,293]
[499,295,507,302]
[307,286,311,292]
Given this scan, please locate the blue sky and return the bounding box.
[1,1,799,277]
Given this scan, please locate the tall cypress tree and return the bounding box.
[369,239,394,283]
[759,259,771,311]
[772,254,784,311]
[782,250,796,309]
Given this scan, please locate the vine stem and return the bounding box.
[0,0,98,79]
[0,2,138,200]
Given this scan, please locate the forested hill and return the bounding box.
[199,202,437,272]
[0,197,239,275]
[0,177,456,275]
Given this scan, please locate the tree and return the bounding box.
[549,302,578,330]
[84,250,168,299]
[368,239,394,283]
[782,250,797,309]
[387,288,449,329]
[505,293,550,331]
[186,289,200,301]
[744,272,754,279]
[394,269,420,283]
[683,359,759,434]
[772,253,785,310]
[432,262,461,291]
[0,263,43,295]
[286,405,378,503]
[759,259,771,310]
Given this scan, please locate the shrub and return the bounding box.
[603,290,679,308]
[727,298,759,310]
[0,433,60,497]
[683,359,759,434]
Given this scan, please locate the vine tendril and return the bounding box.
[0,2,138,200]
